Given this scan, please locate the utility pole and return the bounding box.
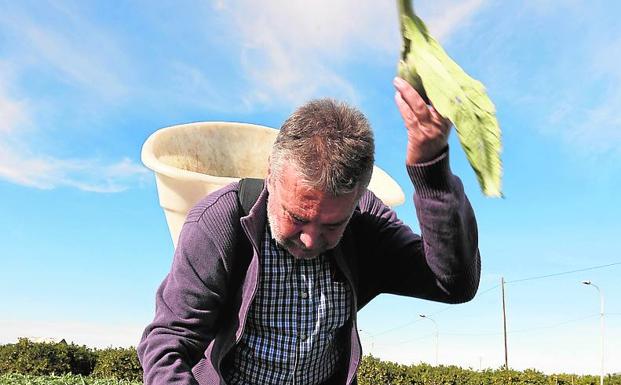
[501,277,508,370]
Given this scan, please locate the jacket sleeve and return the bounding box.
[137,218,230,385]
[357,149,480,304]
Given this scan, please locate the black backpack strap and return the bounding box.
[238,178,265,216]
[218,178,264,337]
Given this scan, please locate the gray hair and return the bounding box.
[269,98,375,196]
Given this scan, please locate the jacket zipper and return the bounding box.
[234,221,262,344]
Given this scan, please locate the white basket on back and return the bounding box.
[141,122,405,248]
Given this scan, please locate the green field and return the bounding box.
[0,373,141,385]
[2,338,620,385]
[3,370,621,385]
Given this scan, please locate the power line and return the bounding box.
[477,283,501,296]
[371,283,501,337]
[371,316,424,337]
[441,314,599,337]
[506,261,621,284]
[442,330,500,337]
[367,261,619,338]
[392,314,601,342]
[369,297,486,337]
[507,314,598,334]
[393,332,436,345]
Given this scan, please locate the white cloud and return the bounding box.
[213,0,487,108]
[580,37,621,155]
[545,36,621,159]
[0,74,147,193]
[212,0,226,11]
[417,0,487,41]
[21,24,127,99]
[520,0,585,17]
[0,3,130,101]
[167,62,255,113]
[0,4,147,192]
[0,72,147,193]
[0,1,491,190]
[0,92,29,134]
[566,96,621,156]
[0,140,149,192]
[0,61,31,134]
[227,0,391,106]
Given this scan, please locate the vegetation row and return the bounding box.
[0,338,141,381]
[1,338,620,384]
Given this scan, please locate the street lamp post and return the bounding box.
[582,280,605,385]
[419,314,439,366]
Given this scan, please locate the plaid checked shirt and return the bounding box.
[222,224,352,385]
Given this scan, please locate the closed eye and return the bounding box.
[289,212,308,225]
[324,220,348,230]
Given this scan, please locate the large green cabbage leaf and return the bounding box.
[397,0,503,197]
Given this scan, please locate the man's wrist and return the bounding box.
[406,138,449,165]
[406,146,452,198]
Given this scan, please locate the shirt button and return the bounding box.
[300,292,308,299]
[300,334,307,340]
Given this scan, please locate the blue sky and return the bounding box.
[1,0,620,376]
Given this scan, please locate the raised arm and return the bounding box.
[354,77,479,306]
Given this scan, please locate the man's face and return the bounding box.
[266,163,359,259]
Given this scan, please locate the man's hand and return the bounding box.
[393,76,451,165]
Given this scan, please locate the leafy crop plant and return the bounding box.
[397,0,503,197]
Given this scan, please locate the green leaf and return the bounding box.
[397,0,503,197]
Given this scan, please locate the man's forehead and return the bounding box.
[277,162,352,195]
[276,178,356,222]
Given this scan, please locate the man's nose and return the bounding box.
[299,225,321,250]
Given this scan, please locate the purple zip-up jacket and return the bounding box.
[138,151,480,385]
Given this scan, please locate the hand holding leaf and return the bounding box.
[397,0,503,197]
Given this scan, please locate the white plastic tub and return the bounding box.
[142,122,405,248]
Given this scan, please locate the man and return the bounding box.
[138,77,480,385]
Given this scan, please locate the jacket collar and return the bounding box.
[239,184,269,253]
